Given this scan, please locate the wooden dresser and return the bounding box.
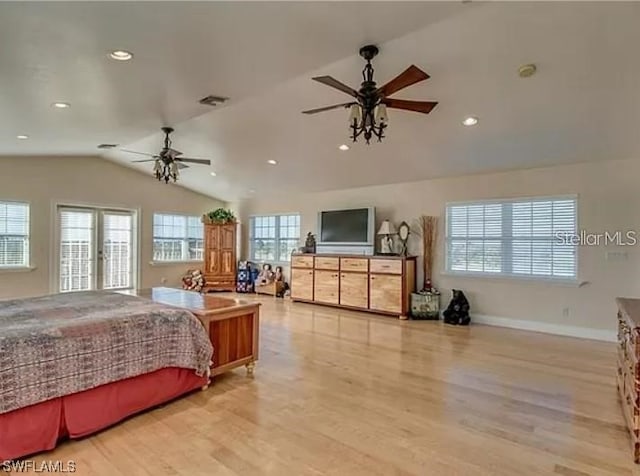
[290,253,416,318]
[203,222,237,292]
[617,297,640,462]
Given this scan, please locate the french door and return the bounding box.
[57,206,137,292]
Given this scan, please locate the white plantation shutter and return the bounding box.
[59,208,95,292]
[103,213,133,289]
[446,196,577,280]
[0,201,29,267]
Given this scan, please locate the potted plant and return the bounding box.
[202,208,236,225]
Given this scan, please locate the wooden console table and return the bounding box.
[290,253,416,319]
[132,287,260,382]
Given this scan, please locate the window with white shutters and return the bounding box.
[0,201,30,268]
[445,196,577,280]
[153,214,203,262]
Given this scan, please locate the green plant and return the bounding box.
[206,208,236,224]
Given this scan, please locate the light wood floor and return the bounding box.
[23,295,637,475]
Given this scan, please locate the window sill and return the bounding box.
[149,260,204,267]
[0,265,37,274]
[440,271,586,287]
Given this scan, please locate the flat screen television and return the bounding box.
[317,207,375,247]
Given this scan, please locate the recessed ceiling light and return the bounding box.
[16,135,29,140]
[210,172,217,177]
[462,116,478,126]
[52,102,70,109]
[339,144,350,151]
[518,63,537,78]
[267,160,277,165]
[109,50,133,61]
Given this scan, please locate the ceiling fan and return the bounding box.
[121,127,212,184]
[302,45,438,144]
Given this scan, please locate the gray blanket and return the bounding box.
[0,291,212,414]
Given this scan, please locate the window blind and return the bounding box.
[153,213,203,262]
[249,214,300,262]
[445,196,577,280]
[0,201,30,267]
[59,208,95,292]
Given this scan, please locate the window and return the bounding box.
[153,214,203,262]
[445,196,577,280]
[0,201,29,268]
[250,214,300,262]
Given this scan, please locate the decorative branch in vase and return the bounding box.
[410,215,440,319]
[416,215,437,291]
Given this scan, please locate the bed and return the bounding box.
[0,288,260,462]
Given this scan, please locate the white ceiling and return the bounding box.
[2,2,640,201]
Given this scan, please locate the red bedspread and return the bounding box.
[0,367,206,462]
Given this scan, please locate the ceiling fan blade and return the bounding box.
[121,149,156,157]
[377,65,430,97]
[131,159,158,163]
[382,98,438,114]
[175,158,211,165]
[302,102,357,115]
[177,162,189,170]
[312,76,359,98]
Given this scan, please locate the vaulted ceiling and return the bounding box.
[2,2,639,201]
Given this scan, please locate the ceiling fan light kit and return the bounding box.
[303,44,438,144]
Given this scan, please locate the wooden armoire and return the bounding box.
[202,222,237,292]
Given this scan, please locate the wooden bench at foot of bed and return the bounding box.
[132,287,260,381]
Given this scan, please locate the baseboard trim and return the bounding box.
[471,314,617,342]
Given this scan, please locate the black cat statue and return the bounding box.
[443,289,471,326]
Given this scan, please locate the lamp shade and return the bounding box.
[377,220,396,235]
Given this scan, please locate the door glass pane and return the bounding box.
[103,213,133,289]
[59,209,95,292]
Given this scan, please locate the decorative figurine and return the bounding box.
[256,263,275,286]
[304,232,317,253]
[443,289,471,326]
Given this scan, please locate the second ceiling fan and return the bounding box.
[303,45,437,144]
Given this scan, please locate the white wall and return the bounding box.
[237,158,640,338]
[0,156,224,299]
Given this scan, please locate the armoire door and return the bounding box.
[205,225,221,275]
[219,225,236,276]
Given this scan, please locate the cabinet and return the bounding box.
[616,298,640,463]
[291,254,416,318]
[369,274,403,313]
[203,223,237,292]
[291,268,314,300]
[314,270,339,304]
[340,272,368,308]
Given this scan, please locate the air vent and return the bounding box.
[97,143,118,149]
[199,95,229,106]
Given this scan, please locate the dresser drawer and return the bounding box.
[314,256,339,270]
[292,255,314,268]
[369,259,402,275]
[340,257,368,272]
